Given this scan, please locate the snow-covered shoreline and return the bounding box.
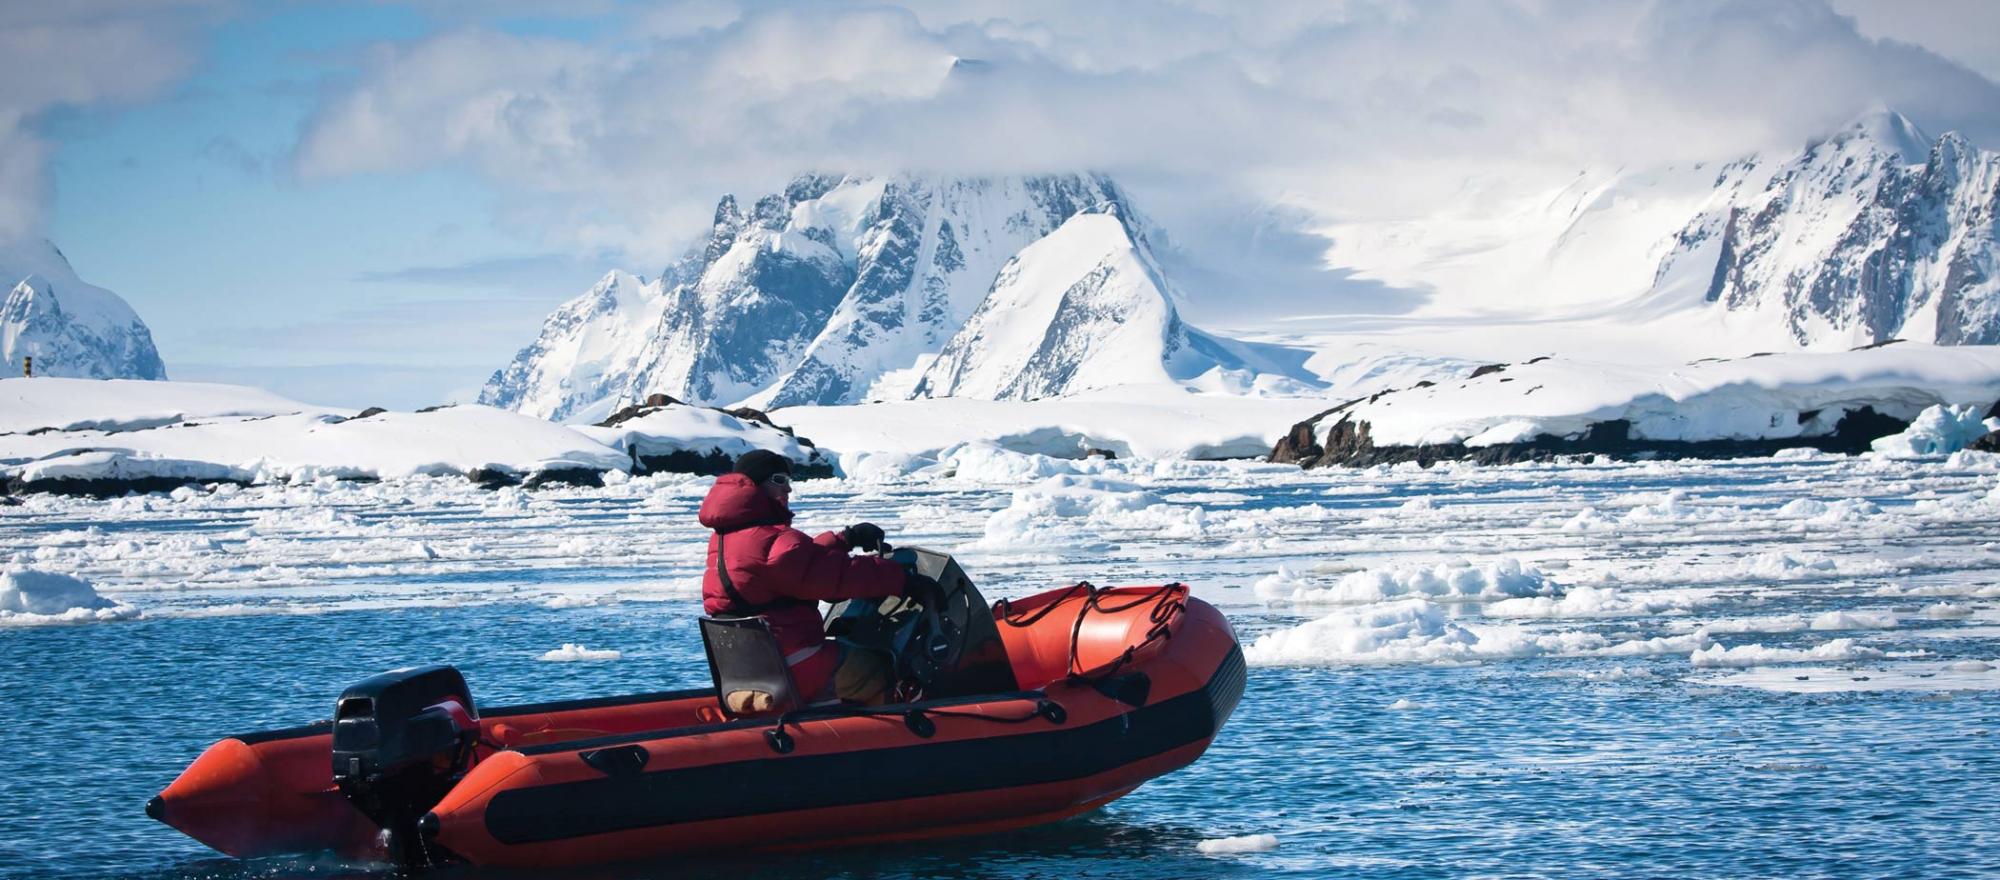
[1273,344,2000,468]
[0,379,834,495]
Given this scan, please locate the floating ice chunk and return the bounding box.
[1386,698,1419,710]
[969,474,1168,551]
[1804,498,1881,524]
[537,643,622,662]
[1923,602,1975,618]
[1688,638,1885,668]
[1487,585,1697,619]
[1947,661,1995,672]
[1737,552,1839,580]
[1196,834,1278,854]
[1808,610,1897,631]
[1245,598,1605,666]
[0,568,140,624]
[934,442,1078,482]
[1870,405,1999,458]
[1560,507,1617,533]
[1278,558,1551,604]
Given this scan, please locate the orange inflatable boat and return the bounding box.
[149,549,1245,869]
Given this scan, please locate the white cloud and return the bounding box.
[285,0,2000,269]
[0,3,213,240]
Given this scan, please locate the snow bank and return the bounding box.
[1,396,632,489]
[0,377,329,434]
[1196,834,1279,854]
[1259,558,1551,603]
[1317,344,2000,449]
[1869,404,1999,457]
[1688,638,1885,668]
[0,569,139,624]
[537,643,622,662]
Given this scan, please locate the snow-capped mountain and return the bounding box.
[913,207,1224,400]
[0,239,166,381]
[483,174,1303,420]
[1317,110,2000,356]
[1653,110,2000,346]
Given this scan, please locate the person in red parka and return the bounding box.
[699,450,910,706]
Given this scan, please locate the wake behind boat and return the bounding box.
[148,549,1245,869]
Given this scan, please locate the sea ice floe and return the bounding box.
[1688,638,1885,668]
[0,568,140,624]
[1486,585,1701,619]
[537,644,622,662]
[1244,598,1702,666]
[1923,602,1975,618]
[1699,660,2000,693]
[1196,834,1279,854]
[1260,558,1551,604]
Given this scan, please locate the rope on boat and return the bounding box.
[760,581,1188,753]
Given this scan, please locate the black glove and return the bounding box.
[843,522,886,553]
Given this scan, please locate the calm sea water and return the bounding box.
[5,597,1998,880]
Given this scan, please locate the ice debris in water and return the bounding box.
[1244,598,1701,666]
[0,568,139,624]
[1486,585,1698,619]
[1923,602,1974,618]
[537,644,622,662]
[1387,698,1420,710]
[1259,558,1550,604]
[1870,404,2000,458]
[1197,834,1279,854]
[1688,638,1885,668]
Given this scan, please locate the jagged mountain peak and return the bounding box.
[1648,108,2000,346]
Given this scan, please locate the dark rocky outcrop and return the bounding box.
[594,400,835,479]
[1971,431,2000,453]
[466,467,521,489]
[1084,448,1118,460]
[1468,363,1507,379]
[348,407,387,421]
[523,467,606,489]
[1272,406,1916,469]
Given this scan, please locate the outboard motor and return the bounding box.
[330,665,478,864]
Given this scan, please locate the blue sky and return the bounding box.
[40,5,608,406]
[13,1,2000,408]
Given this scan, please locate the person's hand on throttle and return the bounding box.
[842,522,886,553]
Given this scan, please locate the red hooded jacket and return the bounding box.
[697,473,905,696]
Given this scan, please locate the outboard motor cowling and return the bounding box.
[330,665,477,863]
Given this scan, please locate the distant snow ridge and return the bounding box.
[0,239,166,380]
[482,174,1310,419]
[1653,110,2000,346]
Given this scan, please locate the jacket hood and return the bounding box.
[698,473,794,531]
